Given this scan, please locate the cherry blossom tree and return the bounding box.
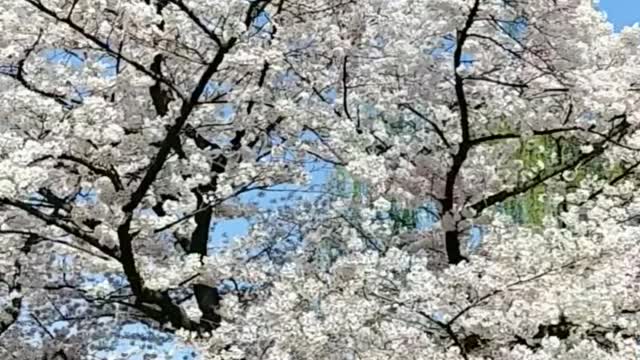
[2,0,640,359]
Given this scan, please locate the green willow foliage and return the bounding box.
[502,134,619,226]
[502,136,555,225]
[325,109,425,234]
[329,166,419,234]
[331,133,621,229]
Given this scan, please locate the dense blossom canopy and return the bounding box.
[2,0,640,359]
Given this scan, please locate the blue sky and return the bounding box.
[599,0,640,30]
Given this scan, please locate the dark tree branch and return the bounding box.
[0,198,119,260]
[24,0,185,100]
[470,118,630,214]
[399,103,451,148]
[31,154,123,191]
[245,0,273,29]
[465,75,528,89]
[0,234,29,339]
[168,0,223,47]
[0,29,79,107]
[0,230,111,261]
[468,126,583,146]
[122,38,236,214]
[443,0,480,265]
[587,159,640,202]
[453,0,480,145]
[342,55,354,122]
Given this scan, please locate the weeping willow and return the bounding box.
[325,113,617,229]
[501,134,617,226]
[328,164,421,234]
[324,108,427,233]
[502,136,555,225]
[328,135,618,229]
